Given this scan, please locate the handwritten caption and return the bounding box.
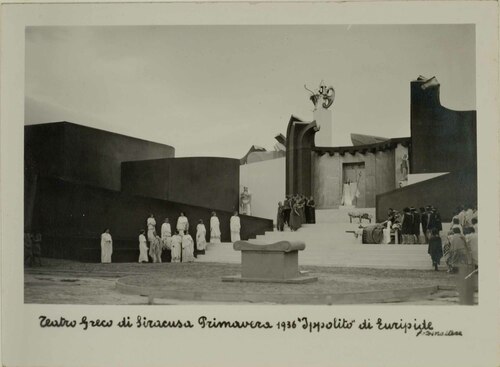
[38,315,462,337]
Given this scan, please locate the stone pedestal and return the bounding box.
[222,240,317,284]
[313,108,333,147]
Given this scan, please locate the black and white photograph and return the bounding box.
[24,23,479,306]
[1,2,499,367]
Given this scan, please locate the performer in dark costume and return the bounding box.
[283,196,291,228]
[306,196,316,224]
[276,202,285,232]
[401,207,413,244]
[427,229,443,271]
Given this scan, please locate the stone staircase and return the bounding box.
[196,208,450,270]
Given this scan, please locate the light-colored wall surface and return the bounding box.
[407,172,448,185]
[240,157,285,223]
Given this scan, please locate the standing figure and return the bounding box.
[401,208,413,244]
[400,153,409,180]
[170,230,182,263]
[138,230,149,263]
[149,231,162,263]
[146,214,157,243]
[230,212,241,243]
[427,229,443,271]
[210,212,221,243]
[176,212,189,235]
[161,218,172,252]
[100,229,113,263]
[196,219,207,254]
[465,227,478,267]
[306,196,316,224]
[446,227,470,272]
[182,232,195,263]
[282,196,291,228]
[289,201,302,231]
[341,179,353,206]
[240,187,252,215]
[411,207,420,243]
[276,202,285,232]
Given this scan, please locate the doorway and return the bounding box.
[342,162,366,208]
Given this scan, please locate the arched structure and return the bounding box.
[285,115,319,196]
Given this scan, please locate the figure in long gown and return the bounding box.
[176,213,189,235]
[149,233,162,263]
[289,203,302,231]
[196,220,207,253]
[182,233,195,263]
[341,181,353,206]
[306,197,316,224]
[100,229,113,263]
[171,232,182,263]
[276,202,285,232]
[210,212,221,243]
[138,231,148,263]
[146,215,156,243]
[230,212,241,243]
[161,219,172,251]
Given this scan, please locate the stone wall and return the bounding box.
[312,148,397,208]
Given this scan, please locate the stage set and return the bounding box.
[24,76,476,263]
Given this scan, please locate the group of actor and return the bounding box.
[385,203,478,272]
[100,211,242,264]
[385,206,444,245]
[276,194,316,232]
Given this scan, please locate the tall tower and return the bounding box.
[305,81,335,147]
[313,107,333,147]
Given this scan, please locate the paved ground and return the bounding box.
[24,258,477,305]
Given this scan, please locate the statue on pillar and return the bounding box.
[240,186,252,216]
[304,81,335,110]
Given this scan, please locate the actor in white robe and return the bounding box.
[149,234,162,263]
[210,212,221,244]
[196,220,207,251]
[182,233,195,263]
[176,212,189,235]
[170,232,182,263]
[138,230,148,263]
[161,218,172,250]
[146,214,157,243]
[100,229,113,263]
[341,181,353,206]
[230,212,241,243]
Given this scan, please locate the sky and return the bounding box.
[25,25,475,158]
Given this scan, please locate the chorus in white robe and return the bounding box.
[382,221,391,244]
[230,214,241,243]
[210,215,221,244]
[138,233,148,263]
[196,223,207,251]
[170,234,182,263]
[100,231,113,263]
[149,235,162,263]
[146,216,157,242]
[176,215,189,235]
[182,234,195,263]
[161,221,172,250]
